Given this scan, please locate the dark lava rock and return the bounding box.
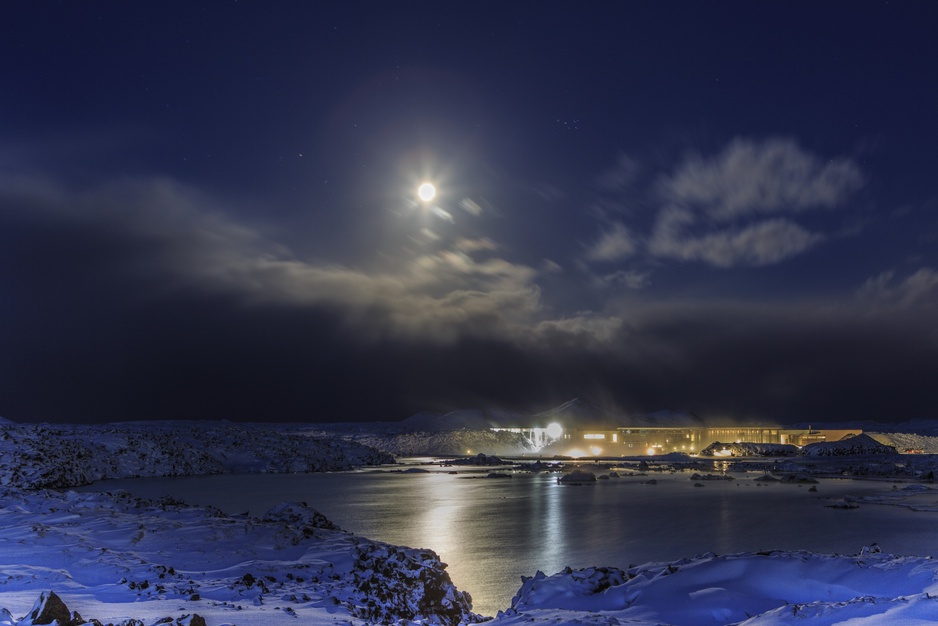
[24,590,71,625]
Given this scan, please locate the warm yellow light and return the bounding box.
[646,447,656,456]
[418,182,436,202]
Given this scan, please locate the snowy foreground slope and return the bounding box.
[0,488,476,626]
[2,420,938,625]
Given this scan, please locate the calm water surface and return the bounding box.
[79,464,938,616]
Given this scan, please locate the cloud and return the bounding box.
[595,153,641,192]
[857,268,938,310]
[458,197,484,216]
[591,269,652,290]
[0,174,544,345]
[584,222,637,262]
[648,207,824,267]
[661,137,863,220]
[541,259,563,273]
[453,237,497,252]
[582,138,862,275]
[3,170,935,426]
[606,137,864,269]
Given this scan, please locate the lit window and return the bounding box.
[583,433,605,440]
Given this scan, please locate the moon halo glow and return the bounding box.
[417,182,436,202]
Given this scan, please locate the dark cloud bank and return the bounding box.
[2,175,936,425]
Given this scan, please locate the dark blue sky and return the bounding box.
[2,1,937,423]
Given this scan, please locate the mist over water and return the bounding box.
[81,464,938,617]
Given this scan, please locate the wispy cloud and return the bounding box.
[595,153,641,192]
[640,137,862,268]
[0,174,545,344]
[857,268,938,310]
[648,207,824,267]
[584,222,637,262]
[660,137,863,220]
[592,269,652,290]
[582,138,862,271]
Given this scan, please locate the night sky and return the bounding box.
[2,2,937,424]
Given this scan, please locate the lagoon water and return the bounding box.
[79,463,938,617]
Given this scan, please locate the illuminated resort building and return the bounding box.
[556,426,787,455]
[493,423,861,457]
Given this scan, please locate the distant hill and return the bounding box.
[788,419,938,436]
[400,407,526,432]
[532,398,621,429]
[399,402,938,437]
[400,398,708,432]
[625,408,707,428]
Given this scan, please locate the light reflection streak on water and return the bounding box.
[521,475,565,575]
[419,474,463,562]
[543,478,562,570]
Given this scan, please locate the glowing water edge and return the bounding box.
[78,464,938,617]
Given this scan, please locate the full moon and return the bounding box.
[417,182,436,202]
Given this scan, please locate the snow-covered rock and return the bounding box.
[19,590,71,625]
[689,472,734,481]
[0,487,478,626]
[443,453,508,466]
[346,543,477,625]
[12,589,206,625]
[0,422,393,490]
[699,441,799,457]
[492,550,938,626]
[559,470,596,484]
[869,431,938,454]
[350,428,535,457]
[800,433,897,456]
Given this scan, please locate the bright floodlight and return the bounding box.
[417,182,436,202]
[545,422,563,440]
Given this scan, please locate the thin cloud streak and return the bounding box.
[584,222,637,262]
[660,138,864,220]
[648,209,824,267]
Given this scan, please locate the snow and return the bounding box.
[801,434,897,456]
[0,421,393,490]
[2,419,938,624]
[871,431,938,454]
[345,428,536,457]
[699,442,800,457]
[491,550,938,625]
[0,488,478,625]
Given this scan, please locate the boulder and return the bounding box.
[559,470,596,484]
[22,590,70,625]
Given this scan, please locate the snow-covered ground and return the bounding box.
[493,548,938,625]
[0,421,393,490]
[0,488,476,626]
[2,420,938,625]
